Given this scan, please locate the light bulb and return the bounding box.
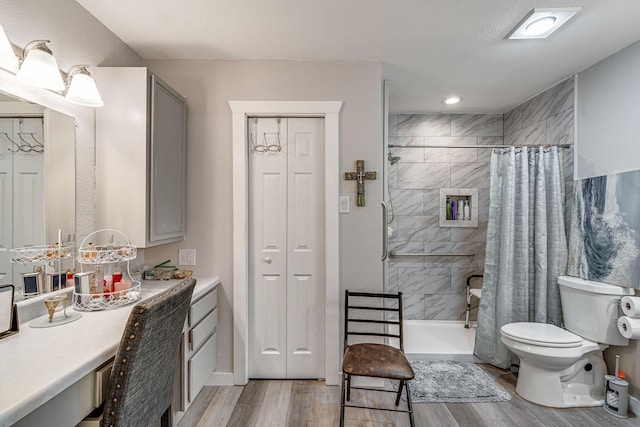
[525,17,557,36]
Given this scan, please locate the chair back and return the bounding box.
[102,278,196,427]
[343,290,405,352]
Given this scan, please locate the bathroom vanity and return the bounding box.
[0,276,219,427]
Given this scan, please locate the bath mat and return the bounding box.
[404,360,511,403]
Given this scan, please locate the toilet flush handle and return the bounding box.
[264,257,272,264]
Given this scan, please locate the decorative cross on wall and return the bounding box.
[344,160,377,206]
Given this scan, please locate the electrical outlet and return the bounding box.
[179,249,196,266]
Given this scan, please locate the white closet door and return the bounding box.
[249,118,288,378]
[0,120,13,282]
[249,117,325,379]
[286,118,324,378]
[13,118,44,248]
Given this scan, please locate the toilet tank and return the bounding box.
[558,275,634,346]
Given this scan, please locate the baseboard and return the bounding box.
[629,394,639,417]
[205,371,235,386]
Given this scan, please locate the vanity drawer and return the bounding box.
[188,307,217,354]
[188,332,217,402]
[189,288,217,327]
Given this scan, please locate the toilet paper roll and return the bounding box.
[621,296,640,317]
[617,316,640,339]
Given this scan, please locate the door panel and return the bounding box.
[0,122,13,281]
[286,118,324,378]
[249,117,324,379]
[249,118,287,378]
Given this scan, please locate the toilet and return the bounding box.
[500,275,634,408]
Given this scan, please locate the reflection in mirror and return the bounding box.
[0,93,75,301]
[0,285,14,335]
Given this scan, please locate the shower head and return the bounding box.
[388,152,401,165]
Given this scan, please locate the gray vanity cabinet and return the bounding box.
[95,67,186,248]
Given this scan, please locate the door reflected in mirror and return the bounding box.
[0,285,14,335]
[0,94,75,301]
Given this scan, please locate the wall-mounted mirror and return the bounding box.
[0,92,75,301]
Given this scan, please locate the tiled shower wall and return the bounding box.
[386,77,574,321]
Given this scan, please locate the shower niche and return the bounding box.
[439,188,478,228]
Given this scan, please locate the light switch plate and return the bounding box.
[339,196,350,213]
[179,249,196,266]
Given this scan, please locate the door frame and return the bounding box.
[230,101,342,386]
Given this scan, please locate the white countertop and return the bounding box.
[0,276,220,427]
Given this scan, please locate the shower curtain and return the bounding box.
[474,146,568,369]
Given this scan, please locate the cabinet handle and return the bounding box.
[264,257,272,264]
[188,330,193,352]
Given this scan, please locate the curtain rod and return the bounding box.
[388,143,572,149]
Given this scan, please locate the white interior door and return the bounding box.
[0,118,44,286]
[249,117,325,379]
[13,118,45,249]
[0,120,13,283]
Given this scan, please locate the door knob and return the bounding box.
[264,257,272,264]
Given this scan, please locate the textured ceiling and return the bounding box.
[76,0,640,113]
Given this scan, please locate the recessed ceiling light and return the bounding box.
[525,17,557,36]
[443,96,461,105]
[507,7,581,40]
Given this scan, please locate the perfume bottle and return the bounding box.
[92,266,103,295]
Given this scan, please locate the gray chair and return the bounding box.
[101,278,196,427]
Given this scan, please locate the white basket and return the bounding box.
[73,282,141,311]
[10,244,74,264]
[75,229,139,311]
[78,244,137,264]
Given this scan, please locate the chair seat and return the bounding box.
[343,343,415,380]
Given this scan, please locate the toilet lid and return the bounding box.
[501,322,582,348]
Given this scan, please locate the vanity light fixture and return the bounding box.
[65,65,103,107]
[442,96,461,105]
[507,7,581,40]
[0,25,18,73]
[16,40,65,92]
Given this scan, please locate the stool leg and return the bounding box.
[405,382,415,427]
[339,372,347,427]
[161,405,172,427]
[464,286,471,328]
[395,381,404,406]
[346,374,352,401]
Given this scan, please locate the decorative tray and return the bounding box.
[10,244,74,264]
[73,282,141,311]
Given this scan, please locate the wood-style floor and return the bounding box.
[178,365,637,426]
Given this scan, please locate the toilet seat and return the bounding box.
[501,322,582,348]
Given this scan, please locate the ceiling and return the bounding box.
[76,0,640,113]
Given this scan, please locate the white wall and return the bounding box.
[0,0,142,241]
[576,40,640,400]
[142,59,384,374]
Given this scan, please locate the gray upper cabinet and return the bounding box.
[95,67,187,248]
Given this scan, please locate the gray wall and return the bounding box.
[577,41,640,180]
[387,78,575,322]
[386,113,499,320]
[0,0,142,241]
[143,59,384,375]
[576,40,640,400]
